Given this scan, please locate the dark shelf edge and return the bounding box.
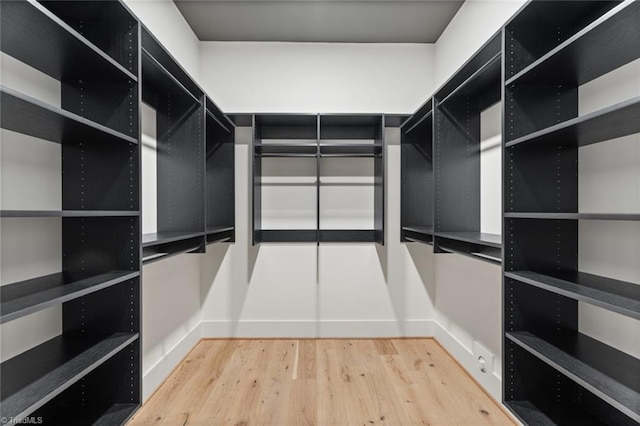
[0,271,140,325]
[142,48,200,104]
[505,401,555,426]
[505,97,640,148]
[0,210,140,218]
[0,332,139,420]
[505,271,640,321]
[505,1,636,86]
[1,86,139,145]
[434,231,502,248]
[438,52,501,106]
[506,331,640,422]
[142,232,204,248]
[27,0,137,82]
[505,212,640,221]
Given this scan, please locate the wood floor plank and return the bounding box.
[128,339,515,426]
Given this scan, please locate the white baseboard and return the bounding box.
[200,319,434,338]
[433,321,502,401]
[142,323,202,401]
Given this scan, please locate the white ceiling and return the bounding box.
[173,0,465,43]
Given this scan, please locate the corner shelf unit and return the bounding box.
[1,0,141,423]
[140,27,235,264]
[252,114,386,244]
[503,1,640,424]
[141,26,205,263]
[401,31,503,265]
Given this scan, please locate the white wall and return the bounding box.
[199,42,434,113]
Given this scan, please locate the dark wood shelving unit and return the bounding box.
[401,100,433,245]
[0,1,141,424]
[433,31,502,263]
[252,114,386,244]
[205,97,235,246]
[141,26,205,257]
[503,2,640,423]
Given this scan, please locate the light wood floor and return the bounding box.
[128,339,514,426]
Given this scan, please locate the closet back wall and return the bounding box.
[197,42,437,338]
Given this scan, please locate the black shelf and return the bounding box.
[506,271,640,321]
[0,0,136,83]
[319,230,378,243]
[505,97,640,148]
[505,400,607,426]
[0,210,139,218]
[142,231,204,248]
[506,331,640,423]
[319,115,383,140]
[39,1,138,75]
[506,2,640,86]
[255,143,317,156]
[435,31,501,106]
[504,1,619,79]
[401,226,434,245]
[0,271,138,325]
[0,332,138,420]
[206,227,234,244]
[255,114,318,140]
[505,212,640,221]
[141,27,203,101]
[0,87,138,146]
[258,230,318,243]
[141,48,199,104]
[319,144,382,157]
[435,231,501,248]
[438,52,501,106]
[76,403,139,426]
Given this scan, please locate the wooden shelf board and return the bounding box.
[0,333,138,419]
[1,87,138,146]
[1,271,139,324]
[506,331,640,422]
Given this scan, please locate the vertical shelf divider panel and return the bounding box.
[503,1,640,424]
[141,26,205,262]
[433,31,503,263]
[205,96,236,245]
[0,0,141,423]
[401,100,434,245]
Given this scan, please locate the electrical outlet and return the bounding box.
[472,341,494,374]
